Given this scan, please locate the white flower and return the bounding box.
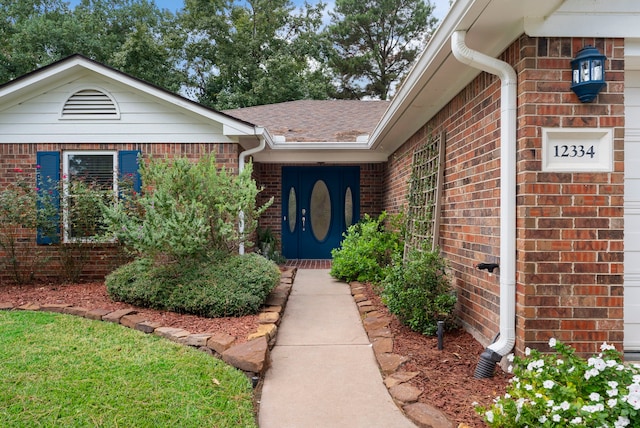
[556,358,564,365]
[549,337,557,348]
[543,380,555,389]
[485,410,494,423]
[525,347,531,356]
[608,398,618,407]
[590,392,601,401]
[507,353,515,362]
[588,357,606,371]
[552,414,561,422]
[539,415,548,423]
[614,416,630,428]
[547,400,555,407]
[525,384,533,391]
[608,381,619,389]
[560,401,570,411]
[571,416,583,424]
[607,388,619,397]
[600,341,616,351]
[507,365,513,373]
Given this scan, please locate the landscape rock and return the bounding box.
[135,320,162,334]
[363,315,391,332]
[102,308,137,323]
[222,336,269,374]
[185,333,212,347]
[207,332,236,354]
[389,383,422,403]
[84,308,111,320]
[248,323,277,341]
[0,302,14,310]
[18,303,41,311]
[40,303,71,313]
[154,327,191,342]
[119,314,148,330]
[63,306,89,317]
[258,311,280,324]
[376,353,408,375]
[403,402,454,428]
[372,337,394,354]
[384,371,420,388]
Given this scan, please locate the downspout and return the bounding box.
[451,30,517,378]
[238,128,267,255]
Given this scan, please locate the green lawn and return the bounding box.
[0,311,257,427]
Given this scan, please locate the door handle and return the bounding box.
[301,208,306,231]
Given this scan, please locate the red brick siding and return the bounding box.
[384,35,624,355]
[0,142,238,283]
[517,36,624,355]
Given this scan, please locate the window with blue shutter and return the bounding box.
[36,151,61,244]
[36,150,141,244]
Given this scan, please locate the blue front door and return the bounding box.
[282,166,360,259]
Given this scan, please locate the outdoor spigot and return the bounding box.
[477,263,499,273]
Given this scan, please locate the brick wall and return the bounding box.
[383,35,624,355]
[254,162,385,248]
[0,142,238,283]
[516,36,625,355]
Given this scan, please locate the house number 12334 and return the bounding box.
[553,144,596,159]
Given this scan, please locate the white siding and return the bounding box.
[624,69,640,352]
[0,77,233,144]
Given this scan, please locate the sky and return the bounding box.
[68,0,452,22]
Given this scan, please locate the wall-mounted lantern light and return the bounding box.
[570,45,606,103]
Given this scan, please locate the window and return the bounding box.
[63,151,117,241]
[36,150,141,244]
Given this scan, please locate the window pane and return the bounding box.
[68,154,114,189]
[310,180,331,241]
[345,187,353,226]
[288,187,297,233]
[66,153,115,240]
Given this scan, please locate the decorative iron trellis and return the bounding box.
[405,131,445,255]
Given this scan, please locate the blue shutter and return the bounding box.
[118,150,141,193]
[36,151,61,245]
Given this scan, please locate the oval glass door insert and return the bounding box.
[310,180,331,241]
[345,187,353,227]
[288,187,297,233]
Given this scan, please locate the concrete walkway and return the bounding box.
[258,269,416,428]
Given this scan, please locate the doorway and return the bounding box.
[281,166,359,259]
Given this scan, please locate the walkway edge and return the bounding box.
[348,280,456,428]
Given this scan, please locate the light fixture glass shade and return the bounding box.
[570,46,606,103]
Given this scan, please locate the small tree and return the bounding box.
[102,153,272,263]
[0,169,48,283]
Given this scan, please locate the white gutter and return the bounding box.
[238,127,268,255]
[451,30,517,364]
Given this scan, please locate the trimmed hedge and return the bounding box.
[106,253,281,317]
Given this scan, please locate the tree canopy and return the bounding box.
[0,0,438,107]
[324,0,438,100]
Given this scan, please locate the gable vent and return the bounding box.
[61,89,120,119]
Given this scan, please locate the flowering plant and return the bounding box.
[477,339,640,427]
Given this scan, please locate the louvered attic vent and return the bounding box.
[61,89,120,119]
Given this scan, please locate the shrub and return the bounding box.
[101,154,272,263]
[477,339,640,428]
[106,253,281,317]
[330,212,403,283]
[381,248,456,335]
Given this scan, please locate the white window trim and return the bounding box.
[62,151,118,243]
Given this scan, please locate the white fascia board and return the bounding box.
[253,149,388,163]
[525,0,640,37]
[270,141,371,150]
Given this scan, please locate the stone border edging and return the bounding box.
[0,267,297,382]
[348,281,458,428]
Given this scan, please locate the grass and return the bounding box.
[0,310,258,427]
